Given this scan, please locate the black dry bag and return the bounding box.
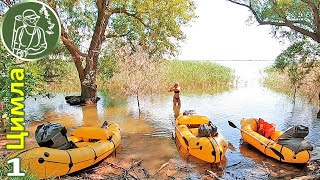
[35,122,74,150]
[198,122,218,137]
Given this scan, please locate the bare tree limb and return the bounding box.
[111,7,150,27]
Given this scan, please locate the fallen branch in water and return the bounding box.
[226,161,241,168]
[206,170,222,180]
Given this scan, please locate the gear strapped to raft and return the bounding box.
[277,125,313,154]
[35,122,77,150]
[183,110,196,116]
[198,121,218,137]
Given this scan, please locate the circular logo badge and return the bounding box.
[0,1,61,61]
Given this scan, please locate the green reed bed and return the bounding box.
[163,60,235,94]
[29,59,235,95]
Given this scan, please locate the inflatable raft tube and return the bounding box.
[9,122,121,179]
[240,118,311,163]
[175,114,228,163]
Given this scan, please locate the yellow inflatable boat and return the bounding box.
[175,114,228,163]
[9,122,121,179]
[240,118,311,163]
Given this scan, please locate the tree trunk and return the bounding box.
[64,1,111,106]
[80,77,98,104]
[293,85,297,105]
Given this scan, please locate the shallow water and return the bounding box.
[24,61,320,179]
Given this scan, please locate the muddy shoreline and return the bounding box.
[1,135,320,179]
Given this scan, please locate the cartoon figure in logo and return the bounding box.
[11,9,47,58]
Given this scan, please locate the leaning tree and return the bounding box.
[49,0,196,105]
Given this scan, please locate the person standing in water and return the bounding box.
[169,82,181,107]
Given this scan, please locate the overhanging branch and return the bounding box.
[227,0,320,43]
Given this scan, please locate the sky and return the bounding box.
[178,0,289,61]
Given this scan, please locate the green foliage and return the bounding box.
[98,55,117,83]
[273,40,319,92]
[274,40,320,70]
[0,40,44,129]
[54,0,197,58]
[263,66,293,95]
[265,40,320,101]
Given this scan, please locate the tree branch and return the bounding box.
[49,0,85,79]
[227,0,320,43]
[301,0,320,35]
[111,7,150,27]
[61,36,87,57]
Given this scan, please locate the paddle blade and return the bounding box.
[270,147,285,160]
[228,121,237,128]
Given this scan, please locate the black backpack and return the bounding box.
[35,122,76,150]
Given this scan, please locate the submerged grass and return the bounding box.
[263,65,320,103]
[262,67,293,95]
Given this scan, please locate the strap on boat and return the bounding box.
[109,136,116,157]
[280,145,284,162]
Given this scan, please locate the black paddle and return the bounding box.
[228,121,285,160]
[101,121,108,128]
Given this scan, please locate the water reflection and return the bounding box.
[81,106,101,127]
[173,105,181,119]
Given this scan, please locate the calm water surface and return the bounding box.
[24,61,320,179]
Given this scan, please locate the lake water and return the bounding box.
[24,60,320,179]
